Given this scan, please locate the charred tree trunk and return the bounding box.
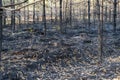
[55,0,58,23]
[69,0,72,26]
[27,1,29,27]
[101,0,104,62]
[113,0,117,32]
[50,0,53,24]
[63,0,65,22]
[11,0,15,32]
[59,0,63,33]
[65,0,68,21]
[118,2,120,19]
[93,0,96,28]
[2,1,6,27]
[43,0,46,36]
[17,0,21,28]
[97,0,103,63]
[64,0,69,33]
[109,8,112,23]
[79,8,82,20]
[23,3,26,27]
[0,0,3,58]
[88,0,91,31]
[3,12,6,27]
[83,9,86,27]
[18,10,21,28]
[33,0,35,24]
[105,6,107,23]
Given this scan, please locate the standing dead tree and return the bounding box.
[17,0,22,28]
[69,0,72,27]
[54,0,58,23]
[59,0,63,33]
[50,0,53,24]
[43,0,46,36]
[101,0,104,63]
[88,0,91,32]
[0,0,3,61]
[11,0,15,32]
[113,0,118,32]
[96,0,103,63]
[33,0,36,24]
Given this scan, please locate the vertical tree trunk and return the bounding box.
[50,0,53,24]
[101,0,104,62]
[2,1,6,27]
[105,6,107,23]
[60,0,63,33]
[0,0,3,63]
[101,0,104,28]
[18,10,21,28]
[93,0,96,28]
[3,11,6,27]
[118,2,120,19]
[77,6,79,20]
[27,1,29,27]
[109,8,111,23]
[83,9,86,27]
[17,0,21,28]
[113,0,117,32]
[88,0,91,31]
[0,0,2,55]
[43,0,46,36]
[63,0,65,22]
[36,11,39,23]
[69,0,72,26]
[11,0,15,32]
[97,0,103,63]
[24,3,25,25]
[65,0,68,21]
[33,0,35,24]
[55,0,58,23]
[79,8,81,20]
[64,0,68,33]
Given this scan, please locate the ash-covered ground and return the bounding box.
[0,24,120,80]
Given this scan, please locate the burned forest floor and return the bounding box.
[0,23,120,80]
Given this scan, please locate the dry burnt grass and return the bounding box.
[1,27,120,80]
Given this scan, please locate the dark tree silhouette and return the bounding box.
[43,0,46,36]
[88,0,91,31]
[0,0,2,58]
[113,0,117,32]
[59,0,63,33]
[11,0,15,32]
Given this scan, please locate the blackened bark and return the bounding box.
[50,0,53,24]
[60,0,62,33]
[43,0,46,36]
[55,0,58,23]
[33,0,35,24]
[11,0,15,32]
[88,0,90,31]
[0,0,3,63]
[97,0,103,63]
[70,0,72,26]
[113,0,117,32]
